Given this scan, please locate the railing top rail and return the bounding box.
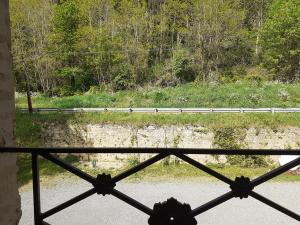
[1,147,300,155]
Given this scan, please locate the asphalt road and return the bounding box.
[19,180,300,225]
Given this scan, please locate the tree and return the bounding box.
[110,0,149,86]
[10,0,299,94]
[50,0,85,94]
[241,0,272,57]
[261,0,300,81]
[10,0,54,94]
[189,0,251,81]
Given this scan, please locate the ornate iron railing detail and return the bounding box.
[2,147,300,224]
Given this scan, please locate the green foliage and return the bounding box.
[126,156,141,167]
[221,66,248,83]
[243,66,272,84]
[153,91,169,103]
[12,0,294,95]
[87,85,110,94]
[15,111,81,186]
[52,0,83,56]
[112,66,134,91]
[213,127,268,168]
[16,82,300,109]
[227,155,268,168]
[171,48,195,83]
[261,0,300,81]
[50,0,87,92]
[55,67,82,78]
[15,113,42,147]
[10,0,55,94]
[213,127,246,150]
[16,111,300,141]
[17,153,79,185]
[55,66,87,95]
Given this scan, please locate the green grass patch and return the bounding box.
[17,154,79,186]
[17,154,300,186]
[73,162,300,183]
[15,113,43,147]
[16,82,300,108]
[16,111,300,130]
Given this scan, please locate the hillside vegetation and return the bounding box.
[11,0,300,96]
[12,0,300,185]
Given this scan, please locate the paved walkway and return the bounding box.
[19,180,299,225]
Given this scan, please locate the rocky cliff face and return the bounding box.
[41,123,300,167]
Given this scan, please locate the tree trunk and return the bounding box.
[255,1,264,56]
[0,0,22,224]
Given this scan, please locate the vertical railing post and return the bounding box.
[32,153,42,225]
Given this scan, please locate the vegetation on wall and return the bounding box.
[15,112,300,185]
[213,127,269,168]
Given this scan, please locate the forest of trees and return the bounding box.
[10,0,300,96]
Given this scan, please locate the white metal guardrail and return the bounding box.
[18,107,300,113]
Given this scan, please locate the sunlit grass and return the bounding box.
[17,158,300,187]
[16,82,300,108]
[17,154,79,186]
[15,111,300,130]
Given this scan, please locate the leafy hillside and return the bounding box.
[11,0,300,96]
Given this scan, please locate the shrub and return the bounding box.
[213,127,268,168]
[156,48,196,87]
[172,48,196,83]
[112,66,134,91]
[260,0,300,82]
[243,66,272,85]
[156,73,181,87]
[87,86,101,95]
[58,86,75,96]
[220,66,247,83]
[278,90,290,101]
[127,156,140,167]
[153,91,169,103]
[249,93,262,104]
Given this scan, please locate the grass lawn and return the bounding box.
[16,82,300,109]
[17,154,79,186]
[17,155,300,187]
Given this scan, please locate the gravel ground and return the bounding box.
[19,180,300,225]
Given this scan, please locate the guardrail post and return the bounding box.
[32,153,42,225]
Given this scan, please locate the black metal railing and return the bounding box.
[2,147,300,224]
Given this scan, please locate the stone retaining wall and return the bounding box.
[41,123,300,168]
